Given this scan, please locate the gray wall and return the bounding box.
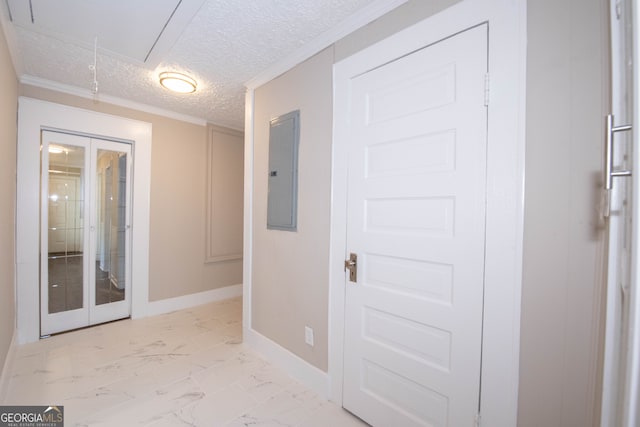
[519,0,608,425]
[252,0,608,425]
[0,22,17,373]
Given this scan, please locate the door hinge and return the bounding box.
[484,73,490,106]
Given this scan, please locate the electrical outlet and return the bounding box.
[305,326,314,347]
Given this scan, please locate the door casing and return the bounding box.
[330,2,526,426]
[16,97,152,344]
[40,132,134,336]
[340,23,489,425]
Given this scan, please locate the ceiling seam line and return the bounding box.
[144,0,182,63]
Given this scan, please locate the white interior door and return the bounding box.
[41,131,132,336]
[342,25,488,426]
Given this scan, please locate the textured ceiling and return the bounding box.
[3,0,377,130]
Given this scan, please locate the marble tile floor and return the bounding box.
[3,297,367,426]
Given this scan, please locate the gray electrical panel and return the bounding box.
[267,110,300,231]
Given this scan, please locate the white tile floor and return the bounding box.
[4,298,366,426]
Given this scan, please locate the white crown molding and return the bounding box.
[19,74,210,127]
[208,122,244,137]
[244,0,409,90]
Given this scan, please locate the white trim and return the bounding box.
[601,0,629,423]
[16,97,152,343]
[625,2,640,425]
[208,123,244,138]
[242,88,255,346]
[205,125,245,263]
[330,1,526,426]
[205,254,243,264]
[244,327,330,399]
[244,0,409,90]
[0,330,17,404]
[19,75,213,128]
[145,284,243,317]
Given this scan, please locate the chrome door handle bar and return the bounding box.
[605,113,633,190]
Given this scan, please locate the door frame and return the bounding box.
[39,134,134,334]
[625,0,640,423]
[330,1,526,426]
[16,97,152,344]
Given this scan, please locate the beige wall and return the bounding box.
[253,47,334,370]
[519,0,608,426]
[0,23,17,372]
[252,0,608,425]
[206,125,244,264]
[334,0,461,61]
[19,85,243,302]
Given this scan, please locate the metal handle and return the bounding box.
[344,253,357,283]
[605,113,632,190]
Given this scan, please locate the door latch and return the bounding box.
[344,253,357,283]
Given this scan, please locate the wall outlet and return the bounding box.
[305,326,314,347]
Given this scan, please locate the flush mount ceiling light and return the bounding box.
[159,71,197,93]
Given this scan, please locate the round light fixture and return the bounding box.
[159,72,197,93]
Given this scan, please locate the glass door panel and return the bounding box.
[95,149,127,305]
[48,160,85,313]
[41,131,90,335]
[89,139,132,325]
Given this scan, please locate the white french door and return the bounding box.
[342,25,488,426]
[41,130,132,336]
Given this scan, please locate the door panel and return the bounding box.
[90,140,132,325]
[343,25,488,426]
[41,132,90,334]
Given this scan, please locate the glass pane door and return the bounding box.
[48,147,85,313]
[41,132,90,335]
[90,140,132,325]
[41,132,132,336]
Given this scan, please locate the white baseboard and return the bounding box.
[0,330,17,404]
[244,327,330,400]
[144,284,243,318]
